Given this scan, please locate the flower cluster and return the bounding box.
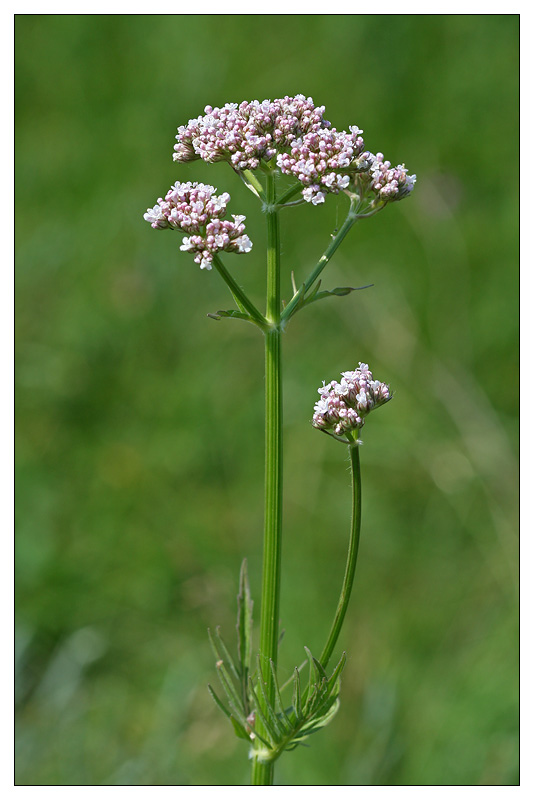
[368,153,417,202]
[312,364,391,437]
[172,94,404,205]
[147,96,415,216]
[277,127,370,205]
[143,181,252,270]
[173,95,329,171]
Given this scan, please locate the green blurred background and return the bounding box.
[15,14,519,786]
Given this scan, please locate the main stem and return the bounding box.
[319,440,362,669]
[251,172,283,786]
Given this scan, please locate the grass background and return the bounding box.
[15,14,519,786]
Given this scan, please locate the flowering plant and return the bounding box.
[143,95,415,785]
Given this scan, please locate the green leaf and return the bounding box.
[248,676,280,746]
[304,279,322,303]
[284,280,372,324]
[302,647,326,711]
[311,656,328,682]
[214,665,249,728]
[207,309,253,323]
[286,282,306,315]
[303,284,373,308]
[208,626,240,685]
[237,168,267,201]
[291,667,302,720]
[229,715,252,741]
[208,628,248,728]
[255,659,289,740]
[304,646,326,683]
[269,659,293,730]
[326,652,346,695]
[301,696,341,735]
[207,683,231,718]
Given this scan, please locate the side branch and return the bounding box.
[319,440,362,669]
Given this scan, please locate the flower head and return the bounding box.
[350,152,416,210]
[170,96,415,208]
[172,96,376,205]
[277,126,369,205]
[368,153,417,201]
[312,363,391,437]
[143,181,252,270]
[173,95,328,171]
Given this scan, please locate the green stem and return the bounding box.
[281,199,359,324]
[252,759,274,786]
[251,171,283,787]
[319,440,362,670]
[211,253,267,330]
[276,181,304,206]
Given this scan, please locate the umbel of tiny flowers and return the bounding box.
[348,152,417,215]
[172,94,416,209]
[172,96,329,171]
[312,363,392,442]
[144,181,252,271]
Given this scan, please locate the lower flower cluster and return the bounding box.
[143,181,252,270]
[312,364,391,436]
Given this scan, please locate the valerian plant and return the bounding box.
[143,95,415,785]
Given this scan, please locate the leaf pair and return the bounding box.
[207,560,255,741]
[208,560,346,762]
[246,647,346,762]
[280,647,346,755]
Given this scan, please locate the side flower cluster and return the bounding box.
[171,95,415,206]
[368,153,416,202]
[312,364,391,437]
[277,127,371,205]
[143,181,252,270]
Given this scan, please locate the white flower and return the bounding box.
[143,204,167,228]
[314,398,330,414]
[355,390,369,409]
[180,237,194,251]
[235,235,253,253]
[199,254,213,270]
